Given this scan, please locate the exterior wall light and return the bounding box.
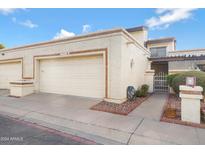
[130,59,134,69]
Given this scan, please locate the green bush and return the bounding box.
[135,90,142,97]
[168,71,205,95]
[167,73,178,86]
[141,84,149,97]
[135,84,149,97]
[0,44,5,49]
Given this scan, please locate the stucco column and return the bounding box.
[10,80,34,97]
[144,69,155,93]
[179,85,203,124]
[23,55,33,78]
[147,61,152,70]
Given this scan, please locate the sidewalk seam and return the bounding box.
[126,118,144,145]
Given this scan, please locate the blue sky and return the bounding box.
[0,8,204,50]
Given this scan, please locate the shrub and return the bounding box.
[0,44,5,49]
[141,84,149,97]
[135,90,142,97]
[167,73,179,87]
[169,71,205,95]
[135,84,149,97]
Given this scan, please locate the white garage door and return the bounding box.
[0,62,22,89]
[39,55,105,98]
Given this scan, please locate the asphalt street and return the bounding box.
[0,115,96,145]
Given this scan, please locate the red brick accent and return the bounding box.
[180,90,202,95]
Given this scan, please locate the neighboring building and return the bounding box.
[148,39,205,74]
[146,37,176,75]
[0,26,204,103]
[147,36,205,93]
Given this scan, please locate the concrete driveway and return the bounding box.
[0,91,143,144]
[0,90,205,144]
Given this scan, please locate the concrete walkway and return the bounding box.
[128,93,167,120]
[0,91,204,144]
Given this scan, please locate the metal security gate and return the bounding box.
[153,72,168,93]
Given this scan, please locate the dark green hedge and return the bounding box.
[167,71,205,95]
[135,84,149,97]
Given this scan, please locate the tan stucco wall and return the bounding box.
[0,30,149,101]
[120,35,149,98]
[144,70,155,93]
[128,30,148,47]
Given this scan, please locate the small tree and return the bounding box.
[0,44,5,49]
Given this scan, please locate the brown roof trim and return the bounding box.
[126,26,148,32]
[10,82,33,85]
[0,28,123,52]
[149,55,205,62]
[146,37,176,45]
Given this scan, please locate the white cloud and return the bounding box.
[0,8,16,15]
[53,29,75,40]
[11,17,38,29]
[0,8,26,15]
[155,8,175,14]
[145,8,197,29]
[82,24,91,33]
[12,17,17,23]
[20,20,38,28]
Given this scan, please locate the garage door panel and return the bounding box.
[0,62,22,89]
[39,55,105,98]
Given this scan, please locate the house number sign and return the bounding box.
[186,77,196,87]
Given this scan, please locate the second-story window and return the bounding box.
[150,47,167,58]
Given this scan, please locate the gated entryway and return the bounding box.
[153,72,168,93]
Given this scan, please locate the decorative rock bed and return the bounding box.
[161,94,205,128]
[90,94,151,115]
